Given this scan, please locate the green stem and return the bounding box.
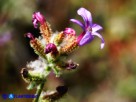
[52,67,60,77]
[33,82,45,102]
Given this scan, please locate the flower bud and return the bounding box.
[63,28,76,36]
[32,12,45,28]
[45,43,58,55]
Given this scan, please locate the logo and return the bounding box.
[1,93,37,99]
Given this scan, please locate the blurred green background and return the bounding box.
[0,0,136,102]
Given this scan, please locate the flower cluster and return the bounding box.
[21,7,104,102]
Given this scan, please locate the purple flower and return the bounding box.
[70,7,105,49]
[32,12,45,28]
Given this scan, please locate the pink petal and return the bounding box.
[63,28,76,36]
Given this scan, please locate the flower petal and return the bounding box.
[70,19,84,29]
[77,7,92,27]
[92,32,105,49]
[92,24,103,33]
[79,31,94,46]
[32,12,45,28]
[33,19,38,28]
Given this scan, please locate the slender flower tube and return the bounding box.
[70,7,105,49]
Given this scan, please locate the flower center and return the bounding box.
[87,27,92,32]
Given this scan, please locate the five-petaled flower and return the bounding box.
[70,7,105,49]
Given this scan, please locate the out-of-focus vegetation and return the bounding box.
[0,0,136,102]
